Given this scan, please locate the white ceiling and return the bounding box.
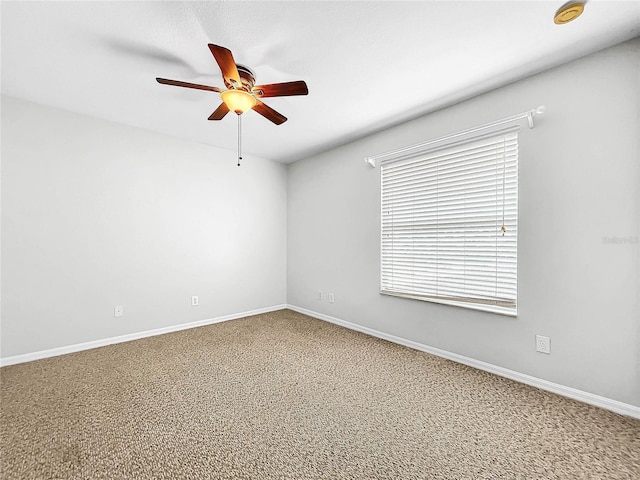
[2,1,639,164]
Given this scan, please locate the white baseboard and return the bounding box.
[286,304,640,420]
[4,303,638,419]
[0,304,287,367]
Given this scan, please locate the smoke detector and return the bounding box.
[554,2,585,24]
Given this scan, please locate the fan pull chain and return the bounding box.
[237,114,242,167]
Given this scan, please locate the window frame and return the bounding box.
[379,126,520,317]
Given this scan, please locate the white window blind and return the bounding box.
[380,127,518,315]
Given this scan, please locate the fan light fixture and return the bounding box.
[554,1,585,24]
[220,89,256,114]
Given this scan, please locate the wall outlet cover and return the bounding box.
[536,335,550,354]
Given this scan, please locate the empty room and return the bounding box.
[1,1,639,479]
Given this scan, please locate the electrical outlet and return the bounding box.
[114,305,124,317]
[191,296,199,306]
[536,335,550,354]
[328,293,335,303]
[317,291,323,300]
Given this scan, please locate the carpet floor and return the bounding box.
[1,309,639,479]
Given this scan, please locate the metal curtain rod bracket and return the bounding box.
[364,106,546,167]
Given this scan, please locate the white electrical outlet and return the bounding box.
[191,296,199,306]
[114,305,124,317]
[536,335,550,354]
[317,291,323,300]
[328,293,335,303]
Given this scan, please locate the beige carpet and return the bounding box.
[1,309,639,479]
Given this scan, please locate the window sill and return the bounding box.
[380,290,517,317]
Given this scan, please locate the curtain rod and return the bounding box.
[365,106,546,167]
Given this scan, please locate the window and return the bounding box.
[380,127,518,315]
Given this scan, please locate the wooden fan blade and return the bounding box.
[156,77,221,92]
[208,44,241,87]
[208,103,230,120]
[253,100,287,125]
[252,81,308,98]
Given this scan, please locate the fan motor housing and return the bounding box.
[226,64,256,91]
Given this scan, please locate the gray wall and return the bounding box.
[1,96,287,358]
[287,39,640,406]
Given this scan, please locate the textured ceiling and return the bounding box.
[2,1,639,164]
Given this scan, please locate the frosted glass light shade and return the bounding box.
[221,89,257,114]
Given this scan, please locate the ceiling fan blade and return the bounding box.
[156,77,221,92]
[208,44,241,87]
[252,81,308,98]
[253,100,287,125]
[208,103,230,120]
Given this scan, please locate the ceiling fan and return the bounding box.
[156,44,308,125]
